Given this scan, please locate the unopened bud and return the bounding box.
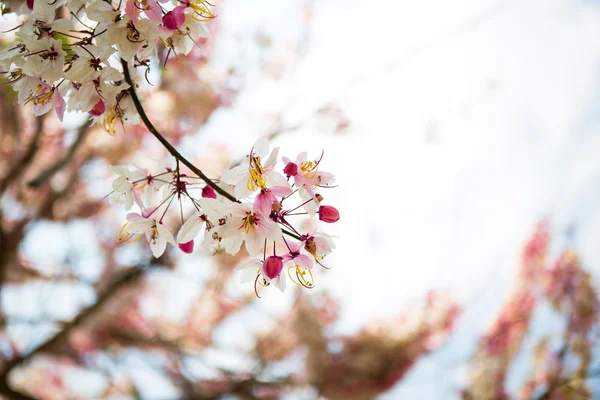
[262,256,283,279]
[27,0,34,9]
[319,205,339,223]
[202,185,217,199]
[283,162,298,178]
[162,6,185,30]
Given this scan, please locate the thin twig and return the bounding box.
[0,115,45,195]
[120,59,239,203]
[28,120,90,188]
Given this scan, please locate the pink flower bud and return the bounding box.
[201,185,217,199]
[262,256,283,279]
[89,99,105,116]
[162,6,186,30]
[319,205,340,223]
[283,162,298,178]
[27,0,34,10]
[178,240,194,254]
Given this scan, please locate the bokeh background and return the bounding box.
[1,0,600,399]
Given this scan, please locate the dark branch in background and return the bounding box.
[0,266,147,400]
[120,59,239,203]
[0,115,45,196]
[27,120,90,188]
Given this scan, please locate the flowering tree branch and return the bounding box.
[120,59,239,203]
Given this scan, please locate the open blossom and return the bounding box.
[108,166,148,210]
[22,38,66,82]
[219,203,282,255]
[121,213,175,258]
[221,137,289,199]
[283,151,335,216]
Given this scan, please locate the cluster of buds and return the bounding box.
[0,0,213,132]
[111,138,339,294]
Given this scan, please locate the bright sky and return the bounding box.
[200,0,600,398]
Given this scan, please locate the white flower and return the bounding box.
[122,213,175,258]
[218,202,282,255]
[164,8,209,56]
[221,137,289,199]
[22,38,66,82]
[108,166,147,210]
[107,18,158,61]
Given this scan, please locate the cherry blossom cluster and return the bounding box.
[111,138,340,294]
[0,0,212,132]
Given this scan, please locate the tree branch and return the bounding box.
[0,266,147,398]
[120,59,239,203]
[0,115,45,196]
[27,120,90,188]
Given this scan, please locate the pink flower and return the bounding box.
[319,205,340,223]
[263,256,283,279]
[282,240,313,270]
[254,186,292,216]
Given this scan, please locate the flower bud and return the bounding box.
[319,205,340,223]
[262,256,283,279]
[283,162,298,178]
[89,99,105,117]
[202,185,217,199]
[178,240,194,254]
[27,0,34,10]
[162,6,186,30]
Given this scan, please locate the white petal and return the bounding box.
[221,164,249,185]
[123,219,153,234]
[274,275,286,292]
[222,236,242,256]
[252,137,270,159]
[264,147,279,169]
[156,224,175,245]
[150,235,168,258]
[177,214,203,244]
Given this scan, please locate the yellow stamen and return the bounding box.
[117,222,142,244]
[301,160,318,180]
[242,212,256,234]
[190,0,216,20]
[101,106,119,136]
[246,156,267,191]
[288,265,314,289]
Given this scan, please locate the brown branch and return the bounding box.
[0,115,45,196]
[27,120,90,188]
[0,266,147,399]
[120,59,239,203]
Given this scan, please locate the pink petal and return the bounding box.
[178,240,194,254]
